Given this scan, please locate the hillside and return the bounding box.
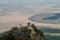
[0,23,46,40]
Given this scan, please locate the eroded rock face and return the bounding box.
[1,24,46,40]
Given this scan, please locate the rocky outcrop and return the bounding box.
[1,24,46,40]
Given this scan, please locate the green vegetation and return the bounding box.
[0,23,46,40]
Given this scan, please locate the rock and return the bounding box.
[1,24,46,40]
